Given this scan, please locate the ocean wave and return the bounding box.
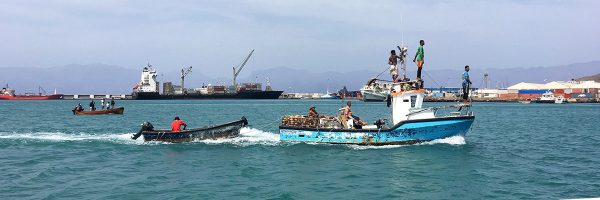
[0,130,465,148]
[0,131,144,144]
[197,127,280,146]
[0,128,279,146]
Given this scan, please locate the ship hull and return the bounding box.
[532,100,556,104]
[361,91,387,102]
[0,94,63,100]
[132,91,283,100]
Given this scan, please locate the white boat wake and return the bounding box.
[0,131,144,144]
[348,135,466,150]
[0,129,465,148]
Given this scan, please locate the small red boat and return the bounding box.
[0,85,63,100]
[72,107,125,115]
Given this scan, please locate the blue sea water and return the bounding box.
[0,100,599,199]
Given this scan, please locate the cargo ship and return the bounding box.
[0,85,63,100]
[132,50,284,100]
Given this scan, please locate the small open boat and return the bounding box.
[131,117,248,142]
[72,107,124,115]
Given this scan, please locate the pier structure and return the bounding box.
[63,94,131,100]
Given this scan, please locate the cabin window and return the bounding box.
[410,95,417,107]
[403,99,409,102]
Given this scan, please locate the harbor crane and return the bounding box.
[233,49,255,90]
[181,66,192,94]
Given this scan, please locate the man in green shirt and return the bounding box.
[413,40,425,87]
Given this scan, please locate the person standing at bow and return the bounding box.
[462,65,472,105]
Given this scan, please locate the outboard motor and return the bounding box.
[131,122,154,140]
[374,119,385,129]
[241,116,248,127]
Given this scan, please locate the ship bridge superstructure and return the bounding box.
[135,65,159,93]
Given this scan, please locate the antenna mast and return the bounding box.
[397,13,408,80]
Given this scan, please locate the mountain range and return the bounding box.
[1,61,599,94]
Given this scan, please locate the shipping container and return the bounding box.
[564,88,572,93]
[571,93,594,99]
[572,88,583,93]
[553,89,564,94]
[499,93,519,99]
[518,94,542,99]
[590,88,599,94]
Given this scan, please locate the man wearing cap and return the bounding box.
[171,116,187,132]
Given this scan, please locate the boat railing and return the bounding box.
[366,78,423,93]
[407,103,472,117]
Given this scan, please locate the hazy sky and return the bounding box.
[1,0,598,77]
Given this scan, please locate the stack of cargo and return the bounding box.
[518,90,545,99]
[238,83,262,91]
[212,86,226,94]
[281,115,319,128]
[499,89,518,99]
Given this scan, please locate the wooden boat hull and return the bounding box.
[132,117,248,142]
[73,107,124,115]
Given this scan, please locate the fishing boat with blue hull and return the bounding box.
[279,81,475,145]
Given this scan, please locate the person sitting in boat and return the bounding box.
[171,116,187,132]
[308,106,319,118]
[342,101,366,129]
[75,103,84,112]
[106,102,111,110]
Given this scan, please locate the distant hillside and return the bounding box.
[1,61,599,93]
[576,73,600,82]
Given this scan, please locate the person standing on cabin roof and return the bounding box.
[462,65,472,105]
[413,40,425,88]
[171,116,187,132]
[389,50,401,82]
